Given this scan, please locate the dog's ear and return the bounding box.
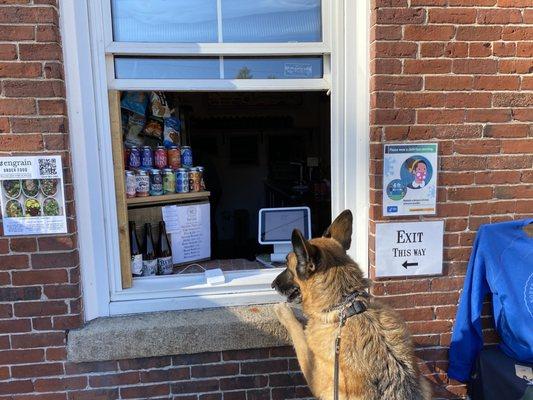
[291,229,319,280]
[323,209,353,250]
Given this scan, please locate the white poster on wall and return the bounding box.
[383,143,438,216]
[162,202,211,265]
[0,155,67,236]
[375,220,444,278]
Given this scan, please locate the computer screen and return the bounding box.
[259,207,311,244]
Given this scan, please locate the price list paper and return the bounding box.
[0,155,67,236]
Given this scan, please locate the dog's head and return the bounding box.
[272,210,365,307]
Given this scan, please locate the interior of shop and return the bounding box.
[121,91,331,275]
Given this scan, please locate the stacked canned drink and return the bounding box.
[124,144,206,197]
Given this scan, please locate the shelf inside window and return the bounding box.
[126,191,211,208]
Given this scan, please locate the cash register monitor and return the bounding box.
[258,207,312,263]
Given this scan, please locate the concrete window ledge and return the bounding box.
[67,304,294,362]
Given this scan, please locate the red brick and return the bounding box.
[445,93,492,108]
[11,332,65,349]
[473,75,520,90]
[0,286,41,302]
[513,109,533,122]
[425,75,472,91]
[10,117,66,133]
[375,42,418,58]
[0,25,34,40]
[14,301,68,317]
[429,8,476,24]
[19,43,62,61]
[501,139,533,154]
[522,77,533,90]
[484,124,529,138]
[448,0,496,5]
[417,110,464,124]
[373,75,422,91]
[441,156,487,171]
[475,171,522,184]
[0,62,42,78]
[408,320,452,335]
[0,319,31,334]
[0,380,34,395]
[498,0,533,6]
[431,277,466,292]
[191,363,239,378]
[10,237,37,252]
[435,305,459,320]
[0,254,29,270]
[470,201,517,215]
[376,8,425,24]
[469,42,492,57]
[0,134,44,151]
[120,384,170,399]
[0,6,56,23]
[12,269,68,285]
[499,60,533,74]
[12,362,64,378]
[45,347,67,361]
[501,27,533,41]
[493,42,516,57]
[241,359,288,374]
[31,251,78,269]
[380,280,430,295]
[396,307,434,322]
[448,187,493,201]
[453,59,497,74]
[404,25,455,41]
[488,155,532,169]
[372,109,415,125]
[0,349,44,365]
[119,357,172,370]
[65,361,117,375]
[494,93,533,107]
[466,109,511,123]
[38,99,66,115]
[395,93,446,108]
[404,59,451,74]
[140,367,190,383]
[372,26,402,41]
[456,26,502,41]
[43,62,63,79]
[3,80,65,98]
[453,139,501,155]
[420,43,444,57]
[43,284,80,299]
[68,389,118,400]
[477,9,523,24]
[445,42,469,58]
[0,44,17,60]
[0,305,12,319]
[89,372,140,388]
[371,59,402,74]
[36,25,59,42]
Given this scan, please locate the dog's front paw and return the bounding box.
[273,302,298,328]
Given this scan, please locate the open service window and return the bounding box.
[71,0,368,316]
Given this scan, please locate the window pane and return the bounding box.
[225,57,322,79]
[111,0,218,42]
[221,0,321,43]
[115,57,220,79]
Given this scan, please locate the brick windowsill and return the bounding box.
[67,304,294,362]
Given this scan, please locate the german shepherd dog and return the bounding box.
[272,210,431,400]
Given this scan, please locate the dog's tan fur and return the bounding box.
[273,210,431,400]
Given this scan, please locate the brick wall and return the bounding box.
[370,0,532,398]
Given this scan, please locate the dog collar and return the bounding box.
[323,290,368,325]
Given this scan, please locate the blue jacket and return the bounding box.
[448,219,533,383]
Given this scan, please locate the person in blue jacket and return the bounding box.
[448,218,533,383]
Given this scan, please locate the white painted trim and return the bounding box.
[108,78,330,92]
[64,0,370,318]
[106,42,330,56]
[59,0,110,320]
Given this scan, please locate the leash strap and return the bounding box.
[333,300,367,400]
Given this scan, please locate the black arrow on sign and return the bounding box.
[402,261,418,269]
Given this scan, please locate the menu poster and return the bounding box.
[0,155,67,236]
[162,202,211,265]
[383,143,438,217]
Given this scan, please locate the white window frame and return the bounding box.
[60,0,369,320]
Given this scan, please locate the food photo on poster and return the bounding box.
[0,155,67,236]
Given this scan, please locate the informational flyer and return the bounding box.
[383,143,438,217]
[0,155,67,236]
[162,202,211,265]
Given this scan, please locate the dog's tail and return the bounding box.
[419,376,432,400]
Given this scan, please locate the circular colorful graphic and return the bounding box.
[386,179,407,201]
[400,156,433,189]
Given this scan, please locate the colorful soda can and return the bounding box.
[162,168,175,194]
[154,146,167,169]
[128,146,141,169]
[188,167,202,192]
[135,170,149,197]
[196,166,206,190]
[141,146,154,169]
[167,146,181,170]
[149,169,163,196]
[125,170,137,198]
[181,146,193,167]
[176,168,189,193]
